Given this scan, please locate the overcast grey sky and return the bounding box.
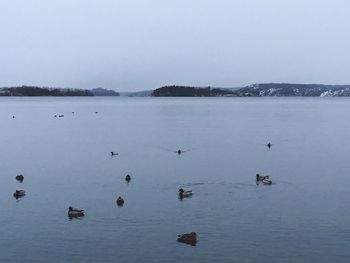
[0,0,349,91]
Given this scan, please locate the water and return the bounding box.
[1,97,350,262]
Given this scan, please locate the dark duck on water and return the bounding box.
[177,232,197,246]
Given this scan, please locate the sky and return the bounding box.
[0,0,350,91]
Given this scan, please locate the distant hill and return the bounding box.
[152,84,350,97]
[238,83,350,97]
[119,90,153,97]
[0,86,121,96]
[3,83,350,97]
[91,88,120,96]
[152,86,237,97]
[0,86,93,96]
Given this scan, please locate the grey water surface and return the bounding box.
[1,97,350,263]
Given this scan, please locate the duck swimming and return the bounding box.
[13,190,25,199]
[125,174,131,182]
[256,174,272,184]
[116,196,124,206]
[266,142,272,149]
[68,206,85,217]
[175,149,194,155]
[178,188,192,199]
[262,176,272,185]
[256,173,268,181]
[111,152,118,156]
[160,147,192,155]
[177,232,197,246]
[16,174,24,182]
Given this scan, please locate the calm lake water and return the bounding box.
[1,97,350,262]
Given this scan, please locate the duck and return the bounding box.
[266,142,272,149]
[111,151,118,156]
[176,149,192,155]
[116,196,124,206]
[256,173,268,181]
[16,174,24,182]
[178,188,192,199]
[13,190,25,198]
[125,174,131,182]
[68,206,85,217]
[262,176,272,185]
[177,232,197,245]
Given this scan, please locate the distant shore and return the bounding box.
[0,86,119,97]
[151,84,350,97]
[2,83,350,97]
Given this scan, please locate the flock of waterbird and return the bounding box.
[10,112,273,246]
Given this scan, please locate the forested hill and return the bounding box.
[0,86,119,96]
[238,83,350,97]
[152,86,237,97]
[91,88,120,96]
[152,84,350,97]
